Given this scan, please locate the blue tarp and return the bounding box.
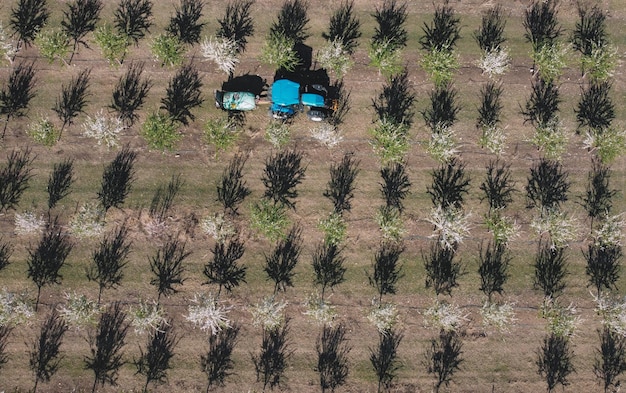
[301,93,325,107]
[271,79,300,106]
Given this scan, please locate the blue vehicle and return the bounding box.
[270,78,335,121]
[270,79,301,120]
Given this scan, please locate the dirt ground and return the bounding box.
[0,0,625,392]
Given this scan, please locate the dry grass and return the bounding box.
[0,0,625,392]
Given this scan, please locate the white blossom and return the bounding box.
[185,293,232,335]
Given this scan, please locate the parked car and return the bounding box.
[215,90,258,111]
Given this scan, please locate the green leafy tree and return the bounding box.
[10,0,50,49]
[47,158,74,211]
[29,309,67,393]
[85,301,130,393]
[265,225,302,293]
[61,0,103,62]
[135,320,178,393]
[0,62,37,138]
[217,0,254,54]
[97,146,137,213]
[201,325,240,390]
[160,63,203,126]
[269,0,309,44]
[316,324,350,393]
[204,236,246,297]
[110,62,152,127]
[324,152,359,215]
[53,68,91,135]
[537,333,574,392]
[0,148,34,213]
[27,218,73,311]
[149,238,191,303]
[323,0,361,55]
[167,0,205,45]
[86,223,132,304]
[114,0,153,45]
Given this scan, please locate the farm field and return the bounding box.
[0,0,625,392]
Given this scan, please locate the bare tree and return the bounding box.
[29,309,67,393]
